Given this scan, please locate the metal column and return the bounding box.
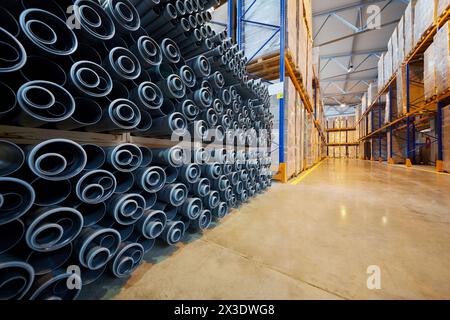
[371,109,374,160]
[236,0,285,180]
[236,0,242,47]
[437,101,444,172]
[405,63,412,167]
[228,0,234,38]
[389,84,393,162]
[279,0,286,174]
[378,96,382,161]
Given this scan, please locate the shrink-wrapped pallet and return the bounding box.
[443,105,450,172]
[397,67,406,116]
[438,0,450,17]
[368,83,378,107]
[435,22,450,95]
[398,17,406,67]
[385,93,391,124]
[414,0,438,46]
[424,42,437,101]
[348,131,355,144]
[392,28,399,72]
[404,0,417,57]
[378,54,384,90]
[362,93,368,114]
[384,40,393,82]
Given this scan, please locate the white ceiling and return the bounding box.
[313,0,409,115]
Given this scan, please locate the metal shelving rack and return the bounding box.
[231,0,325,182]
[356,9,450,172]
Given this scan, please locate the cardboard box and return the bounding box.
[398,17,406,67]
[438,0,450,17]
[378,53,385,90]
[424,42,437,100]
[404,0,417,57]
[414,0,438,45]
[435,21,450,95]
[443,105,450,172]
[392,27,399,71]
[368,83,378,106]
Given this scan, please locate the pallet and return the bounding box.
[246,52,281,80]
[438,4,450,27]
[425,95,438,104]
[246,50,305,83]
[405,24,437,64]
[437,88,450,102]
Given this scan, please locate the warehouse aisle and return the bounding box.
[83,159,450,300]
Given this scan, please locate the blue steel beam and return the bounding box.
[406,64,411,163]
[378,96,382,160]
[246,29,280,64]
[437,101,444,163]
[389,84,393,160]
[237,0,242,47]
[228,0,233,38]
[279,0,286,164]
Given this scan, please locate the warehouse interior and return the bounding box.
[0,0,449,301]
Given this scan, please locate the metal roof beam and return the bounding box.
[313,0,403,17]
[320,48,386,59]
[321,77,377,82]
[323,90,367,97]
[315,19,400,47]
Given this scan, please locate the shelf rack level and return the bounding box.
[356,10,450,172]
[235,0,326,182]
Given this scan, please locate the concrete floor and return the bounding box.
[83,159,450,300]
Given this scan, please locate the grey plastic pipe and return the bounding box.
[106,193,146,225]
[74,225,121,270]
[212,202,228,219]
[16,80,76,128]
[0,140,25,176]
[133,166,167,193]
[159,220,185,246]
[0,177,35,225]
[75,202,107,227]
[27,269,82,300]
[135,210,167,239]
[179,197,203,220]
[0,220,24,254]
[113,171,135,194]
[82,144,107,170]
[157,183,188,206]
[31,178,71,207]
[178,163,201,184]
[202,190,220,210]
[24,206,83,252]
[109,242,144,278]
[151,146,186,167]
[0,255,34,300]
[152,201,178,221]
[127,231,155,253]
[190,209,212,231]
[24,243,72,276]
[75,169,117,204]
[26,139,87,181]
[105,143,143,172]
[189,178,210,197]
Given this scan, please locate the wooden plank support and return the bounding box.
[0,125,126,147]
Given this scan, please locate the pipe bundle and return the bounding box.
[0,0,273,300]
